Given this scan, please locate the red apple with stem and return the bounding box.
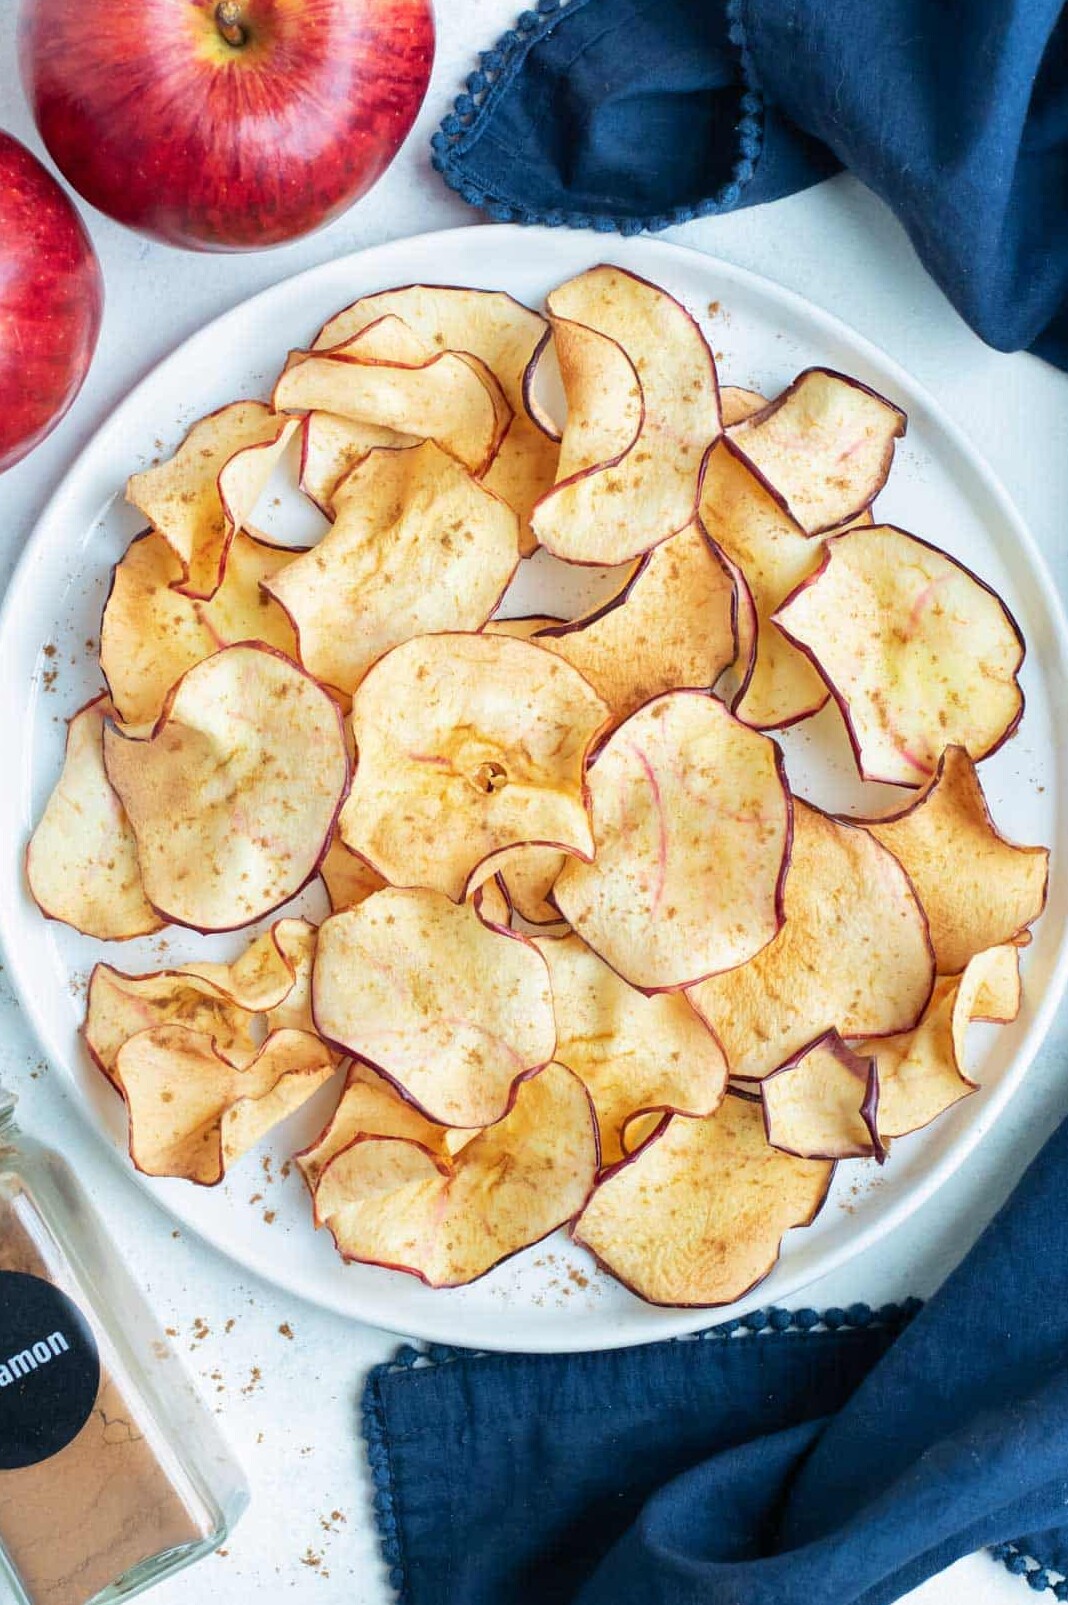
[0,131,104,474]
[19,0,436,253]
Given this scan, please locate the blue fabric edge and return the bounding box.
[429,0,766,234]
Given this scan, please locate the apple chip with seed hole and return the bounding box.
[719,386,767,427]
[688,801,934,1078]
[313,889,556,1126]
[774,526,1024,785]
[101,528,299,725]
[761,1032,883,1161]
[727,368,905,533]
[859,746,1048,973]
[308,1061,597,1285]
[554,691,791,991]
[338,632,609,902]
[532,266,720,564]
[537,932,728,1164]
[264,441,519,695]
[481,844,568,925]
[27,694,163,941]
[574,1094,833,1306]
[319,832,388,912]
[699,439,828,728]
[126,401,297,601]
[103,644,348,931]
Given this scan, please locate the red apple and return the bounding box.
[0,131,104,474]
[19,0,435,253]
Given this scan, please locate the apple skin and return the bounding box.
[0,131,104,475]
[19,0,436,253]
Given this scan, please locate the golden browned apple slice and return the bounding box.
[719,386,768,427]
[761,1032,883,1161]
[299,413,416,516]
[486,614,566,642]
[319,832,388,913]
[483,844,568,925]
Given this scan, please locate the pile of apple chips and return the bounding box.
[28,267,1049,1306]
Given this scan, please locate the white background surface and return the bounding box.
[1,1,1066,1600]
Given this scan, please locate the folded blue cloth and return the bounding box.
[363,1116,1068,1603]
[432,0,1068,366]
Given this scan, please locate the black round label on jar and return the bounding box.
[0,1271,101,1469]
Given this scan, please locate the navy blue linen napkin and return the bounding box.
[432,0,1068,366]
[363,1115,1068,1603]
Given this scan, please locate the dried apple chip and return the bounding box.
[486,615,566,642]
[688,801,934,1078]
[313,888,556,1126]
[554,691,791,992]
[319,832,387,913]
[103,643,348,931]
[338,632,609,902]
[774,526,1024,785]
[484,844,567,925]
[298,1062,442,1195]
[537,932,727,1165]
[719,386,767,427]
[574,1094,833,1306]
[727,368,905,534]
[761,1032,883,1161]
[300,413,415,515]
[27,694,163,941]
[85,964,255,1086]
[532,266,720,565]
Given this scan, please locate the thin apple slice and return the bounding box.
[263,441,519,695]
[473,876,512,927]
[483,844,568,925]
[298,1062,443,1195]
[338,632,609,902]
[727,368,905,534]
[688,801,934,1078]
[313,889,556,1126]
[574,1094,833,1306]
[554,691,791,992]
[719,386,767,427]
[309,1061,598,1286]
[27,693,163,941]
[319,831,388,913]
[761,1032,883,1161]
[300,413,416,515]
[532,266,720,565]
[537,932,728,1165]
[126,401,297,601]
[858,746,1048,973]
[699,439,828,728]
[774,525,1024,786]
[103,643,348,932]
[486,615,566,642]
[181,916,318,1015]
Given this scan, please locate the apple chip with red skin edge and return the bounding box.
[773,525,1025,787]
[100,528,300,726]
[688,801,934,1079]
[574,1093,833,1307]
[761,1032,884,1162]
[300,413,416,517]
[337,632,610,904]
[319,832,388,913]
[487,614,567,642]
[537,931,728,1166]
[857,746,1048,974]
[727,368,905,534]
[554,691,791,992]
[473,876,513,928]
[263,441,520,696]
[103,643,348,933]
[297,1062,443,1199]
[699,439,829,729]
[719,386,767,427]
[532,266,721,566]
[313,889,557,1127]
[27,693,163,942]
[481,844,568,926]
[309,1062,598,1287]
[125,401,297,602]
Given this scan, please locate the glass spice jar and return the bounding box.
[0,1088,248,1605]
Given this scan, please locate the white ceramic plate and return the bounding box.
[2,226,1066,1354]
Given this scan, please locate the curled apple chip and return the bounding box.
[298,1062,441,1195]
[574,1094,833,1306]
[699,440,828,728]
[473,875,512,928]
[319,832,387,913]
[487,614,566,642]
[27,694,163,941]
[537,932,728,1165]
[860,746,1048,973]
[484,844,568,925]
[126,402,297,601]
[115,1024,335,1185]
[719,386,767,427]
[313,889,556,1126]
[263,441,519,695]
[338,632,609,902]
[774,526,1024,786]
[554,692,791,991]
[688,801,934,1078]
[100,528,299,725]
[532,266,720,565]
[103,644,348,931]
[727,368,905,534]
[761,1032,883,1162]
[309,1061,597,1286]
[300,413,416,514]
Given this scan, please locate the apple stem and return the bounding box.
[214,1,247,47]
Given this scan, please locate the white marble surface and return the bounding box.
[1,2,1066,1600]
